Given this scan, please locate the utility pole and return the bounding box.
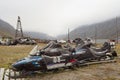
[116,17,119,43]
[15,16,23,38]
[95,25,97,44]
[68,28,70,43]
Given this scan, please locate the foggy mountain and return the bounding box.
[0,19,53,39]
[24,31,54,40]
[0,19,15,38]
[57,17,120,40]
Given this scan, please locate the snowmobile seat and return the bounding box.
[90,48,108,56]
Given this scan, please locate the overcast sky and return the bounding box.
[0,0,120,37]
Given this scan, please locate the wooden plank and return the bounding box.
[4,69,24,80]
[0,68,5,80]
[4,69,16,80]
[4,69,9,80]
[10,70,25,80]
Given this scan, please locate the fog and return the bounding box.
[0,0,120,37]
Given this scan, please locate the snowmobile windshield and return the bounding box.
[75,42,86,51]
[42,41,62,50]
[29,45,40,56]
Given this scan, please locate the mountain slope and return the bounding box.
[71,18,120,39]
[24,31,54,39]
[0,19,15,37]
[58,17,120,40]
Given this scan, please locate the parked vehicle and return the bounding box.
[13,37,37,45]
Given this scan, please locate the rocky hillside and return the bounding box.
[0,19,15,38]
[58,17,120,40]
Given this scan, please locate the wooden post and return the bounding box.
[68,28,70,43]
[95,25,97,44]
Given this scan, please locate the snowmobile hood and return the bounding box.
[12,56,42,70]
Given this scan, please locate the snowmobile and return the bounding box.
[11,44,79,72]
[12,37,37,45]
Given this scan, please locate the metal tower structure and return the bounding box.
[15,16,23,38]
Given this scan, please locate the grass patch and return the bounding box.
[0,45,35,68]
